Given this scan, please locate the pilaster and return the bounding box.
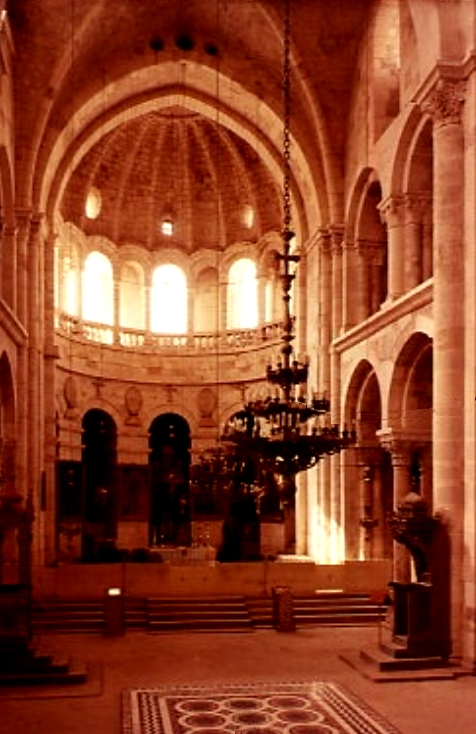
[378,195,405,302]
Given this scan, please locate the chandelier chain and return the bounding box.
[283,0,292,239]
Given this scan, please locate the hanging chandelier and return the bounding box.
[220,0,355,490]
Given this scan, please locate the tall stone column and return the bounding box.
[330,225,343,340]
[355,240,371,321]
[369,244,386,312]
[422,78,465,659]
[43,229,59,564]
[379,196,405,301]
[14,209,32,499]
[330,349,343,562]
[357,447,384,560]
[341,239,358,331]
[403,194,424,290]
[329,226,344,561]
[379,433,413,583]
[317,230,331,561]
[27,215,43,566]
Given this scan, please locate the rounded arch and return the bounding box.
[81,408,118,557]
[345,167,377,239]
[151,263,188,335]
[0,351,17,485]
[344,359,382,444]
[389,105,429,196]
[227,257,258,330]
[148,412,192,547]
[388,331,433,431]
[79,399,124,431]
[82,250,114,326]
[41,72,316,242]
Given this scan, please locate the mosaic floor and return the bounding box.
[123,681,402,734]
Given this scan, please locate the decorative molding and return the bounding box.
[421,79,466,127]
[333,278,433,355]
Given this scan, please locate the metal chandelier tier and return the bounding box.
[221,0,355,483]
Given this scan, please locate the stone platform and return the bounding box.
[32,559,392,599]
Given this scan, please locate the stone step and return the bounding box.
[0,658,88,686]
[246,593,382,628]
[147,596,253,632]
[340,648,463,682]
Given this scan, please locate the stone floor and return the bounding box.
[1,627,476,734]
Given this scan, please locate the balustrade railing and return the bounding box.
[55,311,282,352]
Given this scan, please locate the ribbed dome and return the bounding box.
[61,107,283,252]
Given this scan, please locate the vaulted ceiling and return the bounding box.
[8,0,375,248]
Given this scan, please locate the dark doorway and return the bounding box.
[81,409,118,560]
[149,414,191,547]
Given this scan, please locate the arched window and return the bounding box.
[82,251,114,325]
[119,261,145,330]
[227,258,257,329]
[151,264,187,334]
[56,238,80,316]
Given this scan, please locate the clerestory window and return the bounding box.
[227,258,258,329]
[151,264,187,334]
[82,251,114,325]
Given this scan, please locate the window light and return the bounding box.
[85,187,102,219]
[161,218,174,236]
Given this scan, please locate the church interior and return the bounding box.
[1,0,476,731]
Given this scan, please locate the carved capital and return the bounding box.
[329,224,344,257]
[316,227,331,255]
[422,79,465,128]
[402,193,432,225]
[377,430,414,465]
[378,195,404,228]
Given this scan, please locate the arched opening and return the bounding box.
[356,180,388,319]
[344,360,392,562]
[81,409,118,560]
[148,414,191,547]
[227,258,258,329]
[0,351,16,497]
[82,251,114,326]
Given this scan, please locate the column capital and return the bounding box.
[421,78,465,128]
[402,192,432,223]
[316,227,331,254]
[376,430,414,464]
[378,194,404,225]
[329,224,345,254]
[14,207,33,233]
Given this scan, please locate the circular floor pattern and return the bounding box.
[180,713,227,728]
[225,698,265,711]
[231,711,270,726]
[177,700,221,714]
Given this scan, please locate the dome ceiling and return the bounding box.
[61,106,283,252]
